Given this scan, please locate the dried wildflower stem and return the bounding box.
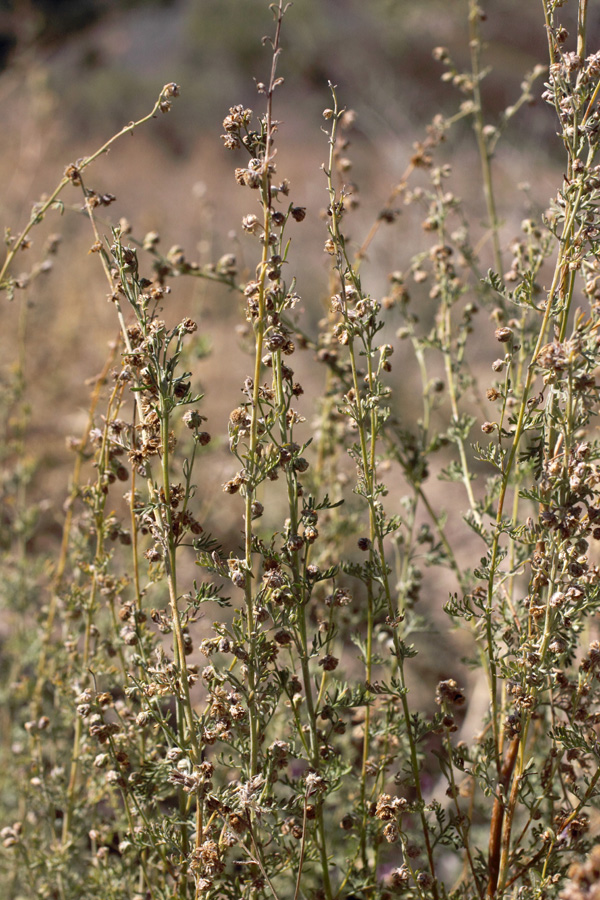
[105,734,164,889]
[292,789,310,900]
[83,205,150,428]
[496,557,568,893]
[324,96,376,874]
[82,216,156,676]
[468,0,502,275]
[542,3,557,67]
[354,163,415,263]
[159,430,202,890]
[582,77,600,125]
[244,2,291,786]
[296,614,335,900]
[436,210,481,523]
[244,335,263,781]
[285,314,465,585]
[487,11,596,892]
[89,215,197,701]
[441,720,483,898]
[232,819,282,900]
[276,369,335,894]
[484,244,569,772]
[159,402,201,760]
[31,344,118,717]
[251,65,336,897]
[243,53,276,789]
[87,200,202,891]
[61,378,123,845]
[0,84,178,291]
[326,88,438,896]
[10,298,29,603]
[485,735,519,898]
[503,309,531,603]
[402,341,465,582]
[128,437,144,617]
[496,739,526,897]
[577,0,588,60]
[136,315,202,891]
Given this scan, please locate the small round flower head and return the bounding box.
[159,83,180,113]
[183,410,204,429]
[416,872,433,889]
[435,679,466,707]
[388,866,410,889]
[495,326,513,343]
[318,654,339,671]
[374,793,406,820]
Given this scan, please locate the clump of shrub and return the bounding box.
[3,2,600,899]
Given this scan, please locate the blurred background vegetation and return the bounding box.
[0,0,592,552]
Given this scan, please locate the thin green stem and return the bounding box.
[468,0,502,275]
[0,84,179,289]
